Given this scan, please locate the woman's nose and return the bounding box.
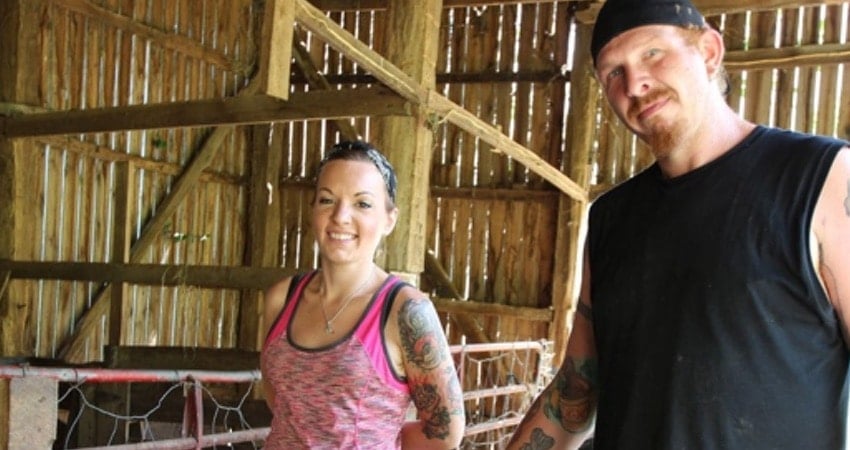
[332,203,351,223]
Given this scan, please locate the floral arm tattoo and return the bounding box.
[399,298,464,440]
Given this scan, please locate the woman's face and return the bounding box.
[312,159,398,266]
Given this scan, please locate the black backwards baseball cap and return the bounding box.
[590,0,706,65]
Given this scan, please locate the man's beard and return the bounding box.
[628,88,684,159]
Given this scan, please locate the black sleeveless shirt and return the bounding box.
[588,126,848,449]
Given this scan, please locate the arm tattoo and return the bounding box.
[517,428,555,450]
[399,298,446,370]
[400,299,462,439]
[410,379,452,439]
[543,358,597,433]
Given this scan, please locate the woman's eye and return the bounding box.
[357,201,373,209]
[317,197,334,205]
[646,48,660,58]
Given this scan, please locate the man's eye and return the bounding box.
[606,68,623,81]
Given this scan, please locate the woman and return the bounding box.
[261,140,465,449]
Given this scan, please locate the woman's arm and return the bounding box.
[392,287,465,449]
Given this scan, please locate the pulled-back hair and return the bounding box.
[316,140,398,208]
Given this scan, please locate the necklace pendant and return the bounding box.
[325,322,334,334]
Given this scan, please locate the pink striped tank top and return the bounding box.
[261,271,412,450]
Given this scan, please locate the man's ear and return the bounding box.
[699,28,725,78]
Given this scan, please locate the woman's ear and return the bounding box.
[384,207,399,236]
[699,28,725,78]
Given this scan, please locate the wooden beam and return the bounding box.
[59,81,264,363]
[724,42,850,71]
[431,185,558,201]
[550,22,596,364]
[1,0,46,373]
[239,124,283,352]
[293,0,588,203]
[378,0,442,275]
[290,69,569,85]
[292,29,361,139]
[432,297,552,322]
[258,0,295,99]
[0,260,297,291]
[308,0,573,10]
[576,0,848,23]
[0,86,409,138]
[34,136,242,185]
[109,162,134,346]
[424,250,494,344]
[56,0,234,70]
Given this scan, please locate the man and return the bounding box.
[506,0,850,449]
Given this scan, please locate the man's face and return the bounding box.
[594,25,709,158]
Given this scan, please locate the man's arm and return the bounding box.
[506,251,598,450]
[812,147,850,346]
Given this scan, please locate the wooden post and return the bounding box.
[258,0,295,99]
[376,0,443,281]
[0,1,46,446]
[549,23,597,364]
[238,125,282,352]
[109,161,135,346]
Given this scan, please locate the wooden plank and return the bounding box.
[293,0,587,202]
[309,0,569,10]
[58,79,261,362]
[0,260,297,290]
[239,124,283,351]
[109,161,134,346]
[432,298,551,322]
[816,4,842,137]
[292,29,361,139]
[549,23,596,362]
[725,43,850,71]
[0,86,409,138]
[312,0,844,12]
[259,0,294,99]
[56,0,233,69]
[378,0,443,275]
[290,69,570,85]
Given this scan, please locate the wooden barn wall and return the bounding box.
[591,2,850,194]
[5,0,848,363]
[2,0,257,360]
[429,3,571,344]
[278,3,575,346]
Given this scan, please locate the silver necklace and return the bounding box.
[319,266,376,334]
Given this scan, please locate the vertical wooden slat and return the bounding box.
[109,161,134,346]
[475,8,500,188]
[817,4,842,137]
[239,124,282,351]
[747,10,779,126]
